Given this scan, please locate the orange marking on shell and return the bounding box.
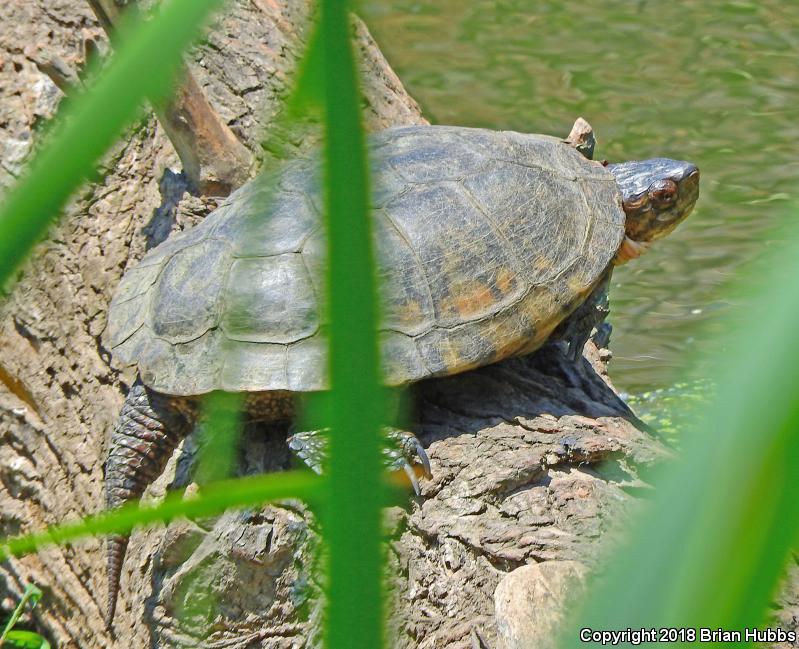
[448,282,495,318]
[400,300,423,325]
[496,268,515,295]
[440,340,464,373]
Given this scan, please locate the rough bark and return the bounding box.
[1,2,795,649]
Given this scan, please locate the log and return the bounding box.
[85,0,254,196]
[2,2,795,648]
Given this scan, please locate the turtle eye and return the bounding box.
[648,179,678,207]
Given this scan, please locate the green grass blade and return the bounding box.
[317,1,386,647]
[568,225,799,644]
[1,631,51,649]
[0,471,320,562]
[288,17,324,115]
[0,584,44,646]
[0,0,226,289]
[194,391,245,485]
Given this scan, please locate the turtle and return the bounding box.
[102,122,700,625]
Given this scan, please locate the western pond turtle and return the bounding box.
[102,123,699,624]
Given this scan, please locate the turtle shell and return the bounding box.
[106,125,625,395]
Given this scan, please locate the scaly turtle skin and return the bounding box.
[102,124,700,625]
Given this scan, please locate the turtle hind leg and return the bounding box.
[104,377,193,627]
[287,427,431,495]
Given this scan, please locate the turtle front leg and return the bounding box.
[556,270,613,362]
[104,378,193,627]
[288,427,432,495]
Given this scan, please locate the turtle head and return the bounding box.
[606,158,700,247]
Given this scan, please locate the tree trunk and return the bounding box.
[1,2,794,649]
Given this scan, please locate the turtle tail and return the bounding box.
[104,378,191,627]
[105,534,128,627]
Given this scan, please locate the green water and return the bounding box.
[360,0,799,394]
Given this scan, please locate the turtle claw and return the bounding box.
[416,442,432,479]
[403,463,421,496]
[288,426,432,493]
[385,428,432,480]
